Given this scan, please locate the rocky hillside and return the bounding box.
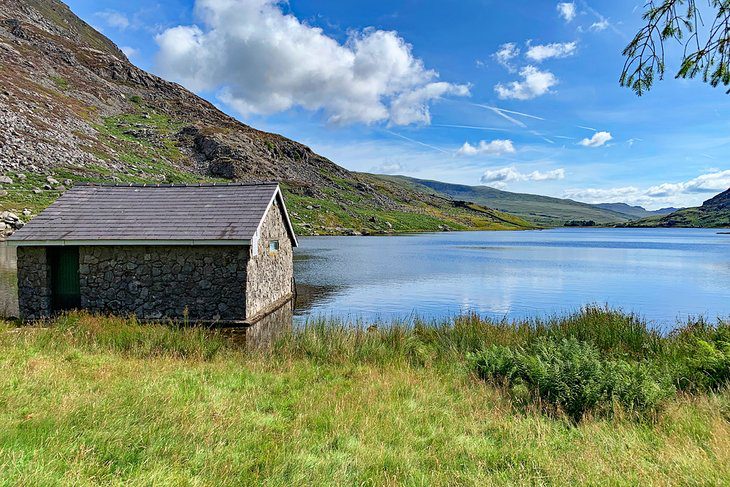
[623,189,730,228]
[0,0,534,237]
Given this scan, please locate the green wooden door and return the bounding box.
[50,247,80,311]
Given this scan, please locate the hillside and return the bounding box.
[381,176,637,226]
[0,0,533,236]
[624,189,730,228]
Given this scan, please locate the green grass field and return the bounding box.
[1,309,728,485]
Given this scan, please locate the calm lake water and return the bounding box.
[1,228,728,330]
[293,228,730,329]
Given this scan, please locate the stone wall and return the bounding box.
[245,199,294,318]
[79,245,248,321]
[16,246,51,320]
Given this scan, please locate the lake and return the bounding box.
[293,228,730,329]
[1,228,728,330]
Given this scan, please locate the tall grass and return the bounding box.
[9,312,228,360]
[275,306,672,365]
[1,307,729,484]
[4,307,728,405]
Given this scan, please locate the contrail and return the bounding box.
[531,131,554,144]
[482,106,527,128]
[577,125,597,132]
[476,104,546,121]
[384,130,450,154]
[433,124,512,132]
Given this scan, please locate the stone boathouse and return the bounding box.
[8,183,298,323]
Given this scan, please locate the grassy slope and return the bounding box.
[284,173,535,235]
[625,207,730,229]
[622,189,729,228]
[1,311,729,485]
[381,175,635,227]
[0,106,534,236]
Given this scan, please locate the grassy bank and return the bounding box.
[1,309,728,485]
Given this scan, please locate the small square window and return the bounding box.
[268,240,280,252]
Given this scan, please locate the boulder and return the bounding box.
[0,176,13,184]
[2,212,19,223]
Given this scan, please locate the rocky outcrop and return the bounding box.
[0,211,25,237]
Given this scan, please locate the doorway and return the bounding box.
[49,247,80,311]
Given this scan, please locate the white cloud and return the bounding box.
[564,186,642,202]
[95,10,130,30]
[646,170,730,196]
[389,82,470,125]
[481,166,565,184]
[525,42,577,62]
[371,161,405,174]
[120,46,139,58]
[457,139,516,156]
[493,42,520,72]
[557,3,577,22]
[495,66,558,100]
[563,170,730,208]
[590,19,610,31]
[579,131,612,147]
[155,0,469,126]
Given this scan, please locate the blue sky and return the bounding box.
[68,0,730,209]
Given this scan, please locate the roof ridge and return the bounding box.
[74,181,280,188]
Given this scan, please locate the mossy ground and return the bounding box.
[0,310,728,485]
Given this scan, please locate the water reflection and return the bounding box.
[216,301,293,349]
[292,228,730,329]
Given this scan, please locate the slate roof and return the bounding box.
[8,183,298,246]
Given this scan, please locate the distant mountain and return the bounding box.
[594,203,678,219]
[623,189,730,228]
[380,176,638,227]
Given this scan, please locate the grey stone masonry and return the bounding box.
[79,246,248,321]
[246,199,294,318]
[16,246,52,320]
